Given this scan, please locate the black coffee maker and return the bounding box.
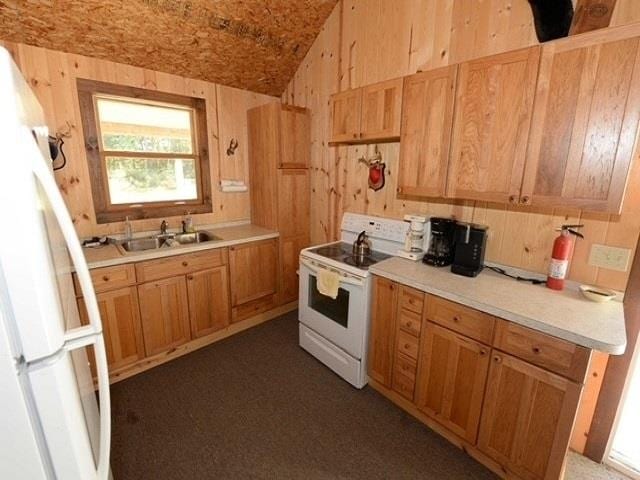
[451,223,488,277]
[423,217,457,267]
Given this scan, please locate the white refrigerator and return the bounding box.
[0,48,111,479]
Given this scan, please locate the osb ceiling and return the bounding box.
[0,0,338,96]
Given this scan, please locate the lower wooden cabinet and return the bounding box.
[279,234,308,304]
[415,322,490,443]
[78,286,145,372]
[369,275,590,480]
[186,266,230,339]
[477,352,582,480]
[138,276,192,356]
[368,277,398,386]
[229,239,278,309]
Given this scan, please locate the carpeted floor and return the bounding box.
[110,311,497,479]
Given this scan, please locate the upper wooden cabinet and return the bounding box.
[397,66,458,198]
[522,26,640,212]
[330,78,403,144]
[447,47,541,204]
[279,105,311,168]
[330,89,362,143]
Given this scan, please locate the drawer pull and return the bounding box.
[182,261,188,267]
[102,276,110,282]
[187,275,194,280]
[480,348,487,356]
[453,316,460,323]
[532,346,541,354]
[493,355,502,363]
[404,343,411,350]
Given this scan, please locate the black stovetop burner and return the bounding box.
[307,242,391,270]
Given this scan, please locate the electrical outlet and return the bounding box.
[588,244,632,272]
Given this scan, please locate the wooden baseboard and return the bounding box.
[368,379,518,480]
[107,301,298,385]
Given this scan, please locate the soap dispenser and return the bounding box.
[182,212,194,233]
[124,216,133,240]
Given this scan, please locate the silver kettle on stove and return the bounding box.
[352,230,371,258]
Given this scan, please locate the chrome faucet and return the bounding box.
[160,220,168,235]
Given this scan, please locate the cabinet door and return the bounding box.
[277,169,310,238]
[397,66,458,198]
[138,276,191,356]
[279,106,311,168]
[78,286,145,372]
[360,78,403,141]
[330,89,362,143]
[279,234,309,304]
[186,266,230,339]
[229,239,278,307]
[415,323,490,443]
[522,27,640,212]
[368,276,399,387]
[478,352,583,480]
[447,47,540,203]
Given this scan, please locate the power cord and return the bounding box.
[486,266,547,285]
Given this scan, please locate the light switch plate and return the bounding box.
[588,244,632,272]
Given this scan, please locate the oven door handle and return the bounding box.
[300,258,365,287]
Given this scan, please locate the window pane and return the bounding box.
[106,157,197,205]
[96,98,193,154]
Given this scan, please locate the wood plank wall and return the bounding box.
[0,41,276,238]
[282,0,640,293]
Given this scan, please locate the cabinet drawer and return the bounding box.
[399,286,424,314]
[75,264,136,294]
[426,295,495,344]
[493,320,591,382]
[136,248,228,283]
[396,329,419,360]
[394,352,417,381]
[392,369,416,401]
[398,308,422,337]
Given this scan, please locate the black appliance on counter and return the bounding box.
[451,223,488,277]
[423,217,457,267]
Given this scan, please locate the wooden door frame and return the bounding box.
[584,237,640,462]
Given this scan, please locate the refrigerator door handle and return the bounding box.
[31,142,111,479]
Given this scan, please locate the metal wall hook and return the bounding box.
[226,138,239,156]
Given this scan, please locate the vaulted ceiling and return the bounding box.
[0,0,338,96]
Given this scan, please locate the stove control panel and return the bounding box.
[342,213,407,243]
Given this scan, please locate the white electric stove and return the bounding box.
[298,213,411,388]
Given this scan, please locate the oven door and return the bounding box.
[298,258,369,358]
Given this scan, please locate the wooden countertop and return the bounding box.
[370,257,627,355]
[82,223,279,269]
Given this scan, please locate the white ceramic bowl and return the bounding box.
[579,285,617,303]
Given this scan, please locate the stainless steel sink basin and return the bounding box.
[174,232,221,244]
[119,237,166,252]
[116,231,221,253]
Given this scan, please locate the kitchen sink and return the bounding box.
[117,231,222,253]
[173,232,220,244]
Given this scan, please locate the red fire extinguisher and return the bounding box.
[547,225,584,291]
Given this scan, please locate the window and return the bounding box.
[77,79,212,223]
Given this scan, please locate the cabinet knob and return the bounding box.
[509,195,517,204]
[182,261,188,267]
[521,196,531,205]
[532,346,541,354]
[187,275,194,280]
[404,343,411,350]
[102,276,110,282]
[493,355,502,363]
[453,316,459,323]
[480,349,487,356]
[397,187,402,194]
